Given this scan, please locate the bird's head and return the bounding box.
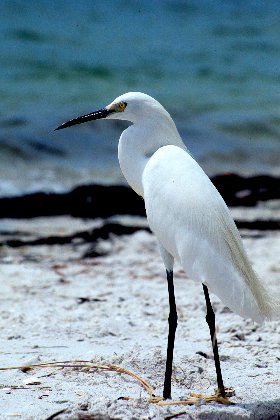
[55,92,170,130]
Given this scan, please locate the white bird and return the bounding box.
[55,92,280,402]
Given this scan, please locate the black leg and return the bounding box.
[202,284,225,397]
[163,269,178,399]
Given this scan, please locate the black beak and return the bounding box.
[55,107,113,131]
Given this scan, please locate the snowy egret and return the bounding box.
[55,92,279,401]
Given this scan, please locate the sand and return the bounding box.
[0,212,279,419]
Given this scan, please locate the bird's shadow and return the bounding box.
[236,398,280,419]
[199,397,280,419]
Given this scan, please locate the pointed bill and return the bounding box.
[55,107,113,131]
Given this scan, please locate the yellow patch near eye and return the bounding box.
[117,101,126,112]
[107,101,127,113]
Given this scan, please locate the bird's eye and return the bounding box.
[118,102,127,112]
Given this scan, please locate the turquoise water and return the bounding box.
[1,0,280,195]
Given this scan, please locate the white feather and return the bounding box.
[113,92,279,324]
[142,145,279,323]
[58,91,280,324]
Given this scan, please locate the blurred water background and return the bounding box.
[1,0,280,197]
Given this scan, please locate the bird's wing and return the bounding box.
[142,145,275,322]
[142,145,241,268]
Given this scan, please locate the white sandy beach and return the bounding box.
[0,211,279,419]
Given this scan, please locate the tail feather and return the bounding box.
[262,288,280,321]
[222,213,280,322]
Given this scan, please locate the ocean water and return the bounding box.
[1,0,280,196]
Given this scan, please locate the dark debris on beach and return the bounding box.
[0,174,279,219]
[0,174,279,253]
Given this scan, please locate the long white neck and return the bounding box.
[118,114,186,197]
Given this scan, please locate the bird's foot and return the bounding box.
[191,387,234,405]
[148,395,164,403]
[148,388,235,406]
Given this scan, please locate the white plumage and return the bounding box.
[56,91,279,400]
[143,144,276,323]
[113,92,279,323]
